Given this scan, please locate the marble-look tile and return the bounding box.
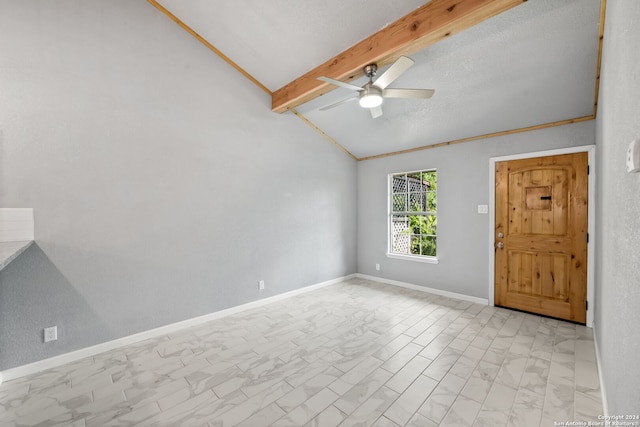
[469,335,493,351]
[271,388,339,427]
[372,334,413,362]
[371,416,402,427]
[519,356,551,396]
[15,402,72,426]
[449,345,485,380]
[508,388,544,427]
[278,368,343,412]
[137,390,219,426]
[338,386,399,427]
[404,316,440,338]
[333,367,393,415]
[380,343,423,374]
[542,380,575,421]
[329,356,383,395]
[75,390,126,419]
[107,401,161,425]
[481,345,510,366]
[447,337,472,353]
[495,354,528,389]
[284,362,341,389]
[554,336,576,356]
[128,377,192,411]
[0,280,604,427]
[548,353,575,385]
[305,405,346,427]
[530,333,555,361]
[575,338,597,362]
[460,360,501,403]
[474,409,509,427]
[205,380,292,426]
[417,372,466,423]
[419,333,455,360]
[439,396,482,427]
[574,390,603,421]
[383,375,438,426]
[234,402,285,427]
[384,356,431,394]
[422,347,462,382]
[406,413,438,427]
[509,335,535,355]
[412,324,446,347]
[575,358,600,398]
[482,381,518,412]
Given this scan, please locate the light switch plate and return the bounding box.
[627,139,640,173]
[44,326,57,343]
[478,205,489,214]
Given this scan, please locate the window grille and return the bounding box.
[389,170,437,258]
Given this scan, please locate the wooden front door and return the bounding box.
[495,152,588,323]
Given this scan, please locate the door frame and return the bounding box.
[488,145,596,327]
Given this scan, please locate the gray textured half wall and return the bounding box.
[0,1,356,370]
[357,120,595,299]
[594,0,640,415]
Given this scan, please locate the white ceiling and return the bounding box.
[157,0,602,159]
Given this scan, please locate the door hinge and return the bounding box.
[587,165,590,175]
[587,233,589,243]
[586,300,589,311]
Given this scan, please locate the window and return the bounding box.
[388,169,437,261]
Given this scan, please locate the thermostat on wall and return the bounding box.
[627,139,640,173]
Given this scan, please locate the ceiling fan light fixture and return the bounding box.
[359,93,383,108]
[359,92,383,108]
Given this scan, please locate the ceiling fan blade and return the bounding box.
[383,88,435,99]
[373,56,415,89]
[318,76,363,92]
[319,95,358,111]
[370,105,383,118]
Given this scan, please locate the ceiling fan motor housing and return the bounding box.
[363,64,378,78]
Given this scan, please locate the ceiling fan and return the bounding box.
[317,56,435,119]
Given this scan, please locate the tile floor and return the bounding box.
[0,278,603,426]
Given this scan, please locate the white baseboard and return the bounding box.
[0,274,356,384]
[592,322,609,416]
[356,274,489,305]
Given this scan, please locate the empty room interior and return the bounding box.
[1,0,639,425]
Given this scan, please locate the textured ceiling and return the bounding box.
[156,0,602,159]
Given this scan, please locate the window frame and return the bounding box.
[386,168,439,264]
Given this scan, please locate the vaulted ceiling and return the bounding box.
[152,0,603,160]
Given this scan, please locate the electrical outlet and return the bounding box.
[258,280,265,290]
[44,326,57,343]
[375,263,380,271]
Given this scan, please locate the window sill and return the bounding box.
[386,253,439,264]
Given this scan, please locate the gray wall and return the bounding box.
[357,121,594,299]
[594,0,640,414]
[0,1,357,370]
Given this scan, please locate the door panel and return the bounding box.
[495,152,588,323]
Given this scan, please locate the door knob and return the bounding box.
[495,242,504,249]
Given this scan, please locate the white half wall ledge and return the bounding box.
[0,208,35,272]
[0,208,34,242]
[0,273,357,384]
[356,273,489,306]
[0,240,34,271]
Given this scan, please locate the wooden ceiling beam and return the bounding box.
[271,0,527,113]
